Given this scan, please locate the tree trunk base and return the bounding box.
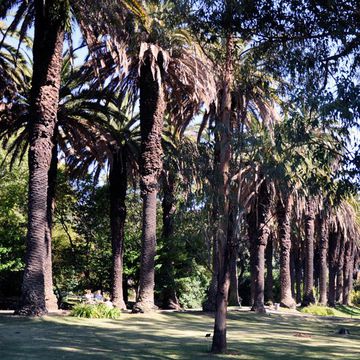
[280,298,296,309]
[162,296,181,310]
[132,301,158,313]
[301,294,315,307]
[113,298,127,310]
[15,304,47,317]
[251,304,266,313]
[45,293,58,312]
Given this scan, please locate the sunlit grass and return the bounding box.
[298,304,360,318]
[0,310,359,359]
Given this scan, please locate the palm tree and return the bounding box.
[0,0,69,316]
[85,0,215,312]
[0,22,30,103]
[159,113,206,309]
[302,196,316,306]
[318,200,330,305]
[2,45,142,310]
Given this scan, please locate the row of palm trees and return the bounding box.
[1,0,359,355]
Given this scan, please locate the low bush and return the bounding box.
[350,290,360,306]
[70,303,121,319]
[299,305,337,316]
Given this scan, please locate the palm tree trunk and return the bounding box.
[319,215,329,305]
[328,231,340,307]
[228,250,239,306]
[252,180,271,313]
[265,232,274,303]
[17,0,64,316]
[211,34,233,354]
[342,240,353,305]
[228,199,240,306]
[302,198,316,306]
[293,239,303,304]
[135,53,165,313]
[110,150,127,310]
[44,141,58,311]
[277,195,296,309]
[290,246,296,299]
[203,106,221,312]
[247,209,256,307]
[336,235,345,303]
[160,171,180,310]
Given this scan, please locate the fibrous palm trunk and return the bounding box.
[265,232,274,303]
[252,180,271,313]
[290,246,296,299]
[203,109,221,312]
[227,199,240,306]
[135,54,165,313]
[318,216,329,305]
[302,198,316,306]
[342,240,353,305]
[336,235,345,303]
[277,195,296,309]
[293,237,303,304]
[248,209,256,307]
[160,171,180,310]
[44,142,59,311]
[17,0,64,316]
[328,231,340,307]
[110,150,127,310]
[211,34,233,354]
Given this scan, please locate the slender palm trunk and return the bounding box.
[252,181,271,313]
[135,53,165,313]
[211,34,233,354]
[228,250,239,306]
[290,246,296,299]
[17,0,64,316]
[203,108,221,312]
[265,233,274,303]
[342,240,353,305]
[336,235,345,303]
[110,150,127,310]
[302,198,316,306]
[319,216,329,305]
[328,231,340,307]
[160,171,180,309]
[44,142,58,311]
[228,199,240,306]
[277,195,296,309]
[293,238,303,304]
[247,209,256,307]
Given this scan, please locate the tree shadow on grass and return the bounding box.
[336,305,360,317]
[0,312,359,359]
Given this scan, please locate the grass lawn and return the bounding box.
[0,310,359,359]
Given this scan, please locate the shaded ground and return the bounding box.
[0,310,359,359]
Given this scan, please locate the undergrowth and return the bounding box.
[70,303,121,319]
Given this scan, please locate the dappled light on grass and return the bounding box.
[0,311,359,359]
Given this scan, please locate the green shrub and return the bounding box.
[177,267,209,309]
[299,305,337,316]
[350,290,360,306]
[70,303,121,319]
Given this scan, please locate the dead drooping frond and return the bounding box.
[329,199,360,247]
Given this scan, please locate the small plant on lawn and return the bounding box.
[299,305,337,316]
[70,303,121,319]
[350,290,360,306]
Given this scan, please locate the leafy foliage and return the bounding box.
[70,302,121,319]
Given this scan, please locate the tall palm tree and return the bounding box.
[84,0,215,312]
[1,48,141,310]
[0,0,69,316]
